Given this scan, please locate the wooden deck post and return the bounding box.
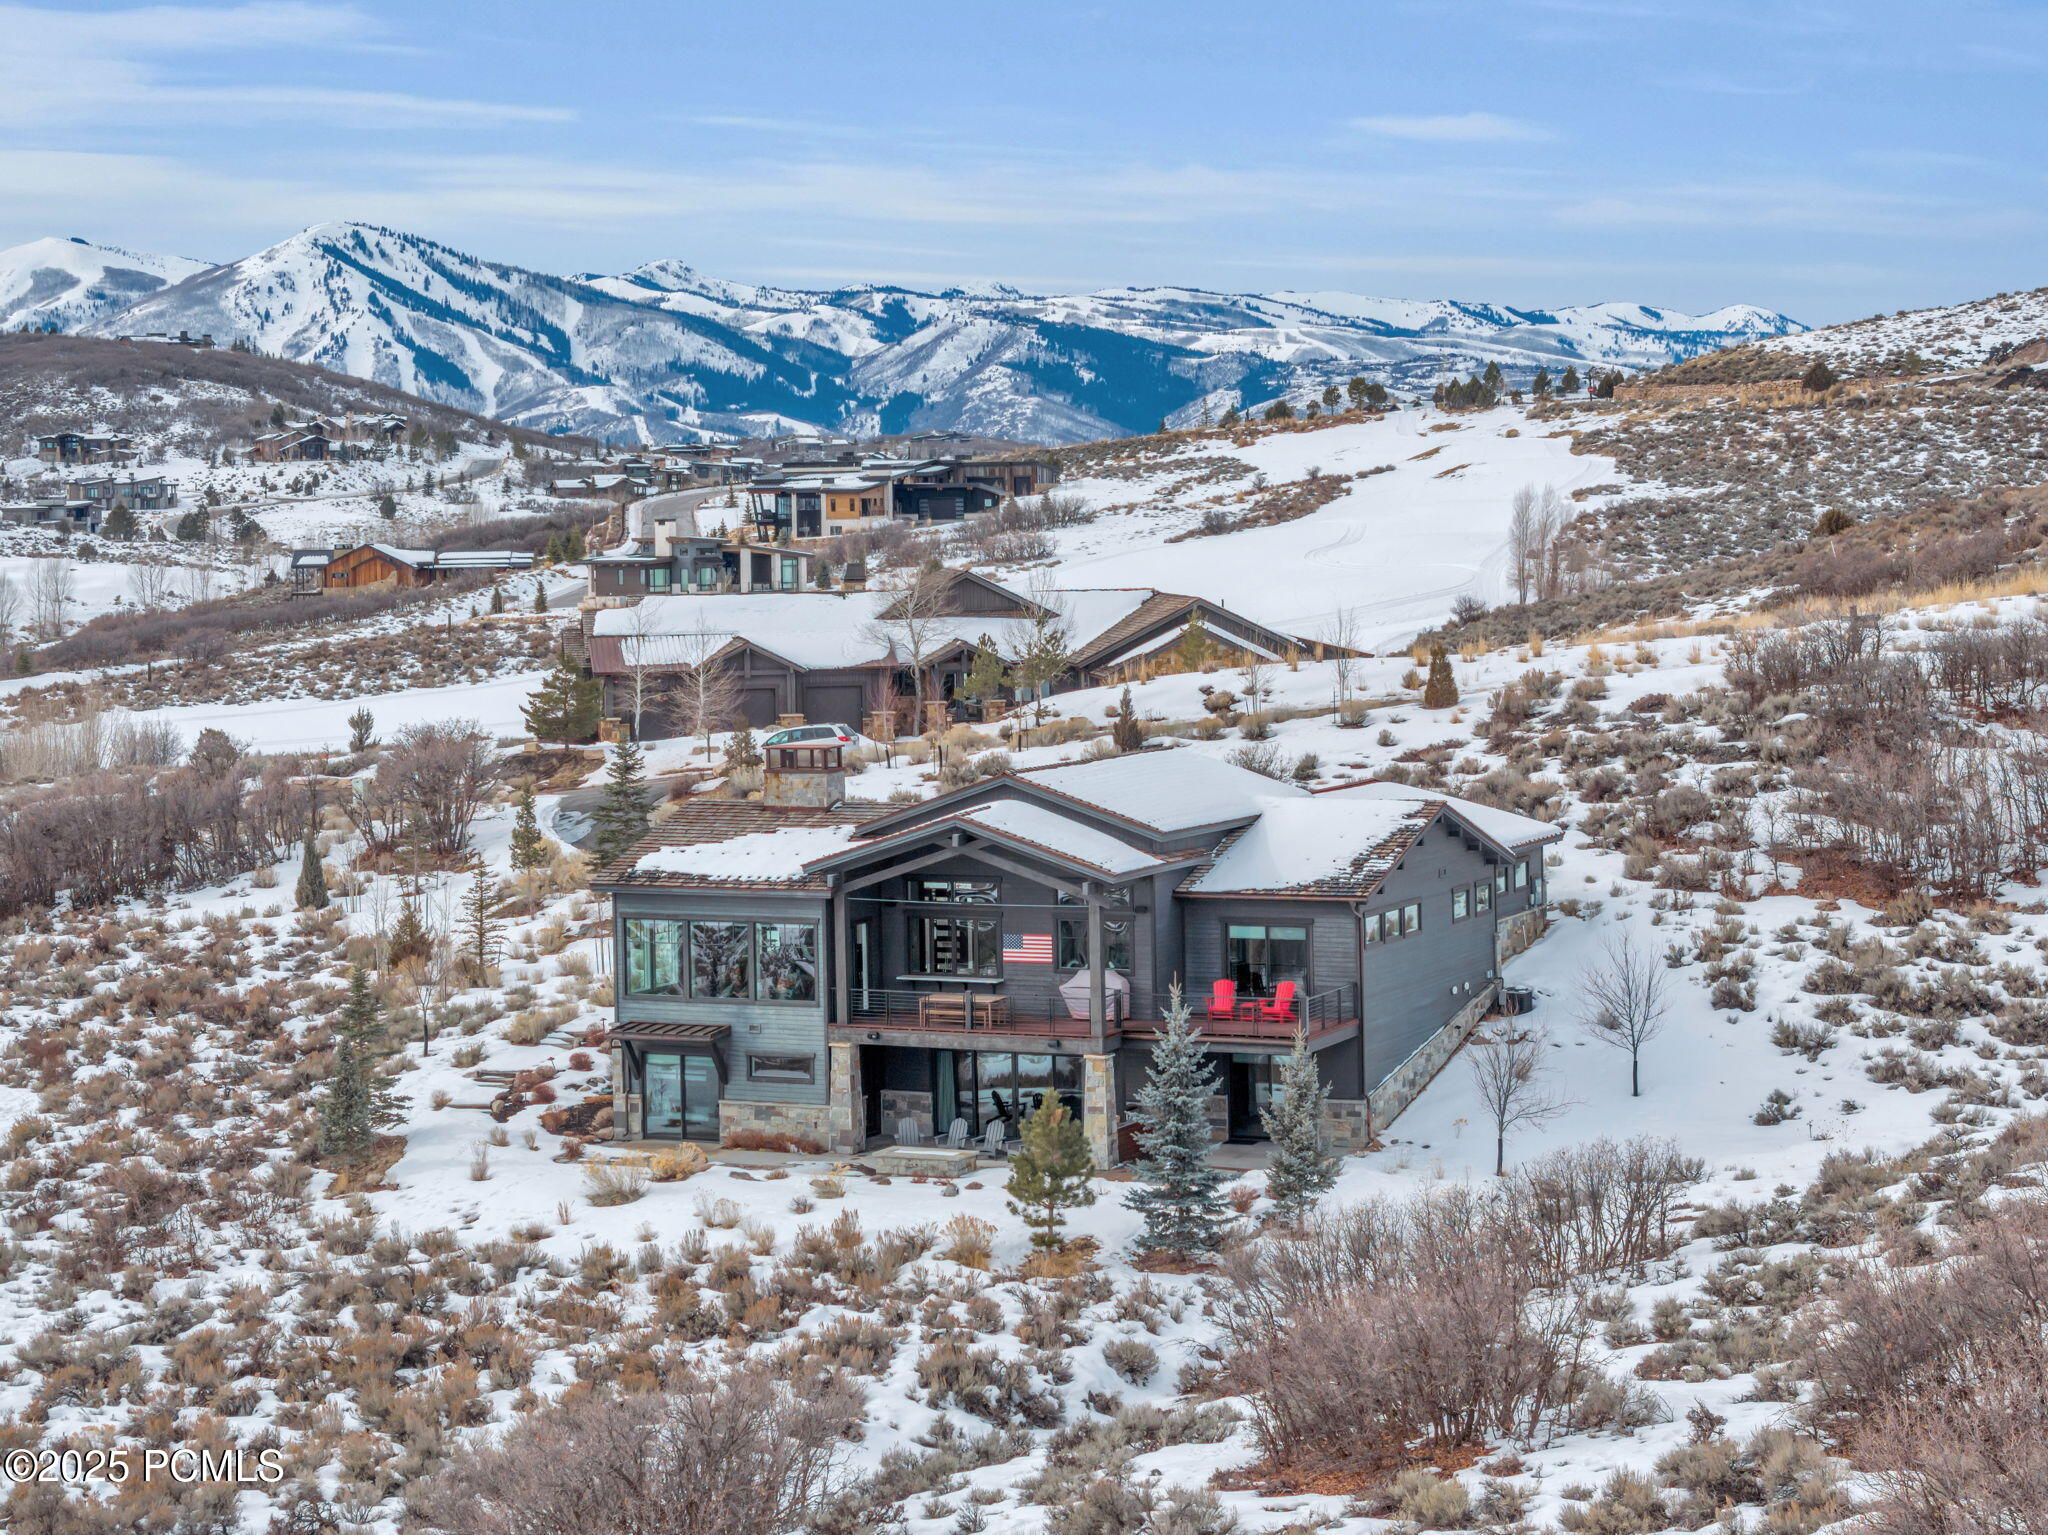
[1085,884,1105,1035]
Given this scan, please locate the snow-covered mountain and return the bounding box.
[41,221,1801,443]
[0,236,210,333]
[1755,284,2048,374]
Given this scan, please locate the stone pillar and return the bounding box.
[609,1045,633,1142]
[1082,1052,1117,1169]
[828,1041,865,1154]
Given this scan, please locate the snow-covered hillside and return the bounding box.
[0,235,209,332]
[1757,283,2048,373]
[23,220,1797,444]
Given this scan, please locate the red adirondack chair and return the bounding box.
[1261,980,1299,1024]
[1208,978,1237,1021]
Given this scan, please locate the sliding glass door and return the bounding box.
[642,1052,719,1140]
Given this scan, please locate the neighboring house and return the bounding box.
[549,474,639,501]
[341,412,408,445]
[1,500,101,533]
[287,548,331,596]
[64,473,178,511]
[744,452,1061,538]
[320,543,536,590]
[250,429,334,463]
[594,748,1559,1160]
[582,567,1328,735]
[587,517,817,599]
[35,432,135,467]
[117,330,215,348]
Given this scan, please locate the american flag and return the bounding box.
[1002,932,1054,964]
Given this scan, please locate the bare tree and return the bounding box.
[127,550,176,611]
[30,558,74,639]
[862,564,957,736]
[1577,934,1670,1097]
[0,572,17,641]
[1506,484,1568,605]
[377,720,493,856]
[617,598,669,740]
[664,627,745,754]
[1318,605,1360,703]
[1002,576,1074,742]
[1466,1024,1569,1176]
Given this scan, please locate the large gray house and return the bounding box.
[594,745,1560,1164]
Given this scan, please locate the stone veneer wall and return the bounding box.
[827,1042,864,1153]
[880,1090,934,1137]
[1497,906,1547,964]
[717,1098,831,1146]
[1082,1053,1115,1168]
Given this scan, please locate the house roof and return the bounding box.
[1018,752,1303,835]
[1183,797,1435,897]
[594,801,875,891]
[804,798,1191,883]
[1317,780,1562,849]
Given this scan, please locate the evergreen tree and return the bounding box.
[489,583,505,615]
[1126,986,1231,1261]
[174,509,208,541]
[961,635,1010,718]
[590,736,651,867]
[460,866,500,978]
[1219,406,1240,427]
[1802,358,1837,393]
[102,503,137,541]
[1006,1089,1096,1250]
[532,580,548,614]
[1531,367,1552,397]
[347,707,376,752]
[295,826,328,910]
[1109,685,1145,753]
[721,725,761,778]
[1421,647,1459,708]
[1177,611,1214,672]
[565,526,587,560]
[523,655,601,744]
[1320,385,1340,410]
[1261,1026,1338,1223]
[318,968,404,1162]
[510,789,548,871]
[377,494,397,520]
[1560,365,1581,395]
[544,531,566,565]
[1346,376,1369,410]
[388,897,432,968]
[1482,360,1504,392]
[1263,400,1294,422]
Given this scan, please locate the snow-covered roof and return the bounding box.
[1020,752,1304,833]
[1185,797,1430,896]
[1318,780,1560,849]
[597,801,876,890]
[945,800,1175,877]
[635,823,861,882]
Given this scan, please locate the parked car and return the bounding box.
[764,722,857,748]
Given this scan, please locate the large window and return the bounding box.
[746,1053,815,1084]
[1452,889,1470,921]
[624,918,685,995]
[756,923,818,1002]
[1056,918,1132,971]
[915,916,1000,976]
[625,919,818,1002]
[690,921,752,998]
[1226,923,1308,997]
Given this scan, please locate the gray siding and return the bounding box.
[614,891,830,1107]
[1179,896,1361,1003]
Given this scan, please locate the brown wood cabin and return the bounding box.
[320,543,536,590]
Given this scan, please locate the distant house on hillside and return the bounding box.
[35,432,135,467]
[2,499,101,533]
[591,748,1561,1159]
[320,543,536,591]
[548,474,638,502]
[63,472,177,511]
[587,517,818,598]
[117,330,215,348]
[582,566,1338,736]
[250,428,334,463]
[741,451,1059,540]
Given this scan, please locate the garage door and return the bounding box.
[738,688,781,728]
[803,685,866,727]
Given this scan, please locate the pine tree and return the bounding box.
[347,707,375,752]
[590,736,651,868]
[1421,647,1459,708]
[532,580,548,614]
[1109,685,1144,753]
[377,493,398,520]
[388,896,432,968]
[1532,367,1552,397]
[1261,1026,1338,1223]
[1178,611,1214,672]
[510,789,548,871]
[1346,376,1369,410]
[523,655,600,744]
[1802,358,1837,393]
[1126,986,1230,1261]
[962,635,1009,718]
[295,826,328,910]
[721,725,761,778]
[1560,365,1581,395]
[319,967,404,1162]
[460,866,500,978]
[1263,400,1294,422]
[489,583,505,615]
[1005,1089,1097,1250]
[1220,406,1240,427]
[102,503,136,541]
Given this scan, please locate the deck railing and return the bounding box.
[841,983,1354,1041]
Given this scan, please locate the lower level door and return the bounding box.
[644,1053,720,1140]
[1225,1055,1275,1142]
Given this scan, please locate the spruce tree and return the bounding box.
[532,580,548,614]
[523,655,600,745]
[319,967,404,1162]
[1178,611,1214,672]
[721,725,761,778]
[1261,1026,1338,1223]
[1560,365,1581,395]
[590,736,651,868]
[1126,986,1230,1261]
[1006,1089,1097,1250]
[510,789,548,871]
[1421,647,1459,708]
[962,635,1009,718]
[102,503,136,541]
[388,896,432,968]
[295,827,328,910]
[347,707,375,752]
[489,583,505,615]
[1109,685,1145,753]
[460,866,500,978]
[377,493,397,520]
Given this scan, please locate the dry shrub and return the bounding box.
[721,1128,824,1154]
[647,1144,708,1182]
[410,1366,862,1535]
[585,1159,650,1207]
[941,1215,996,1269]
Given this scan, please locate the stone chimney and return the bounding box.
[762,743,846,808]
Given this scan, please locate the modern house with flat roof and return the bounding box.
[594,747,1560,1162]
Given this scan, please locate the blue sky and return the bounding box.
[1,0,2043,322]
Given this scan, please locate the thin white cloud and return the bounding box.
[1347,111,1557,142]
[0,2,567,129]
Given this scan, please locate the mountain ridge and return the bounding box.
[3,221,1805,443]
